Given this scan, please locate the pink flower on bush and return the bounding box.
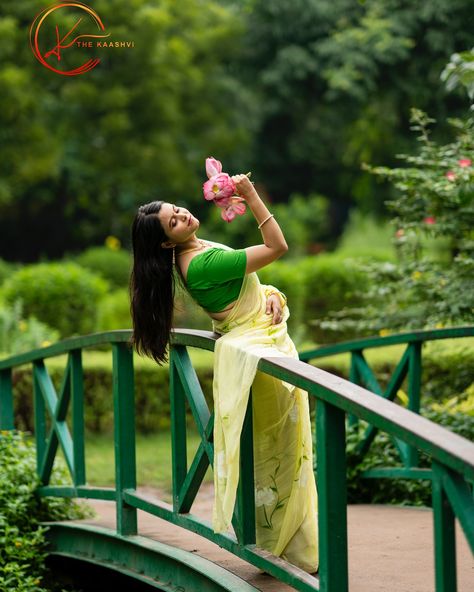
[445,171,456,181]
[458,158,472,167]
[424,216,436,225]
[395,229,404,238]
[203,157,248,222]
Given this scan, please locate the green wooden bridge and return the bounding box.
[0,327,473,591]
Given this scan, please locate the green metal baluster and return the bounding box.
[316,397,348,592]
[432,461,457,592]
[70,349,86,486]
[406,342,421,467]
[170,346,188,512]
[0,368,13,430]
[33,362,47,478]
[113,342,137,536]
[234,389,256,545]
[348,352,359,427]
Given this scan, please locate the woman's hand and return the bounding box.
[231,174,255,199]
[265,293,283,324]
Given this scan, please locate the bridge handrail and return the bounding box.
[258,355,474,479]
[298,325,474,359]
[299,325,474,478]
[0,327,473,592]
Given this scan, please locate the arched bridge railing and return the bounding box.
[299,326,474,482]
[0,328,473,592]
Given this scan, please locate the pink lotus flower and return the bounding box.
[458,158,472,167]
[205,157,222,178]
[424,216,436,225]
[203,173,235,201]
[445,171,456,181]
[220,198,246,223]
[203,157,249,223]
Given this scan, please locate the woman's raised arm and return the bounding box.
[232,174,288,274]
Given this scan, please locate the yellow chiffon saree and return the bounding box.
[211,271,319,573]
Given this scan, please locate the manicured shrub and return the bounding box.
[74,246,132,289]
[2,262,108,338]
[96,289,132,331]
[12,360,214,435]
[297,253,371,343]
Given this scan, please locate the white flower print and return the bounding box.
[216,451,227,479]
[299,466,308,488]
[289,403,298,423]
[255,487,277,507]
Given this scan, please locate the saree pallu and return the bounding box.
[211,271,319,573]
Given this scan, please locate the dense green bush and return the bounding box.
[2,262,108,338]
[96,289,132,332]
[298,253,372,343]
[13,360,214,435]
[345,399,474,506]
[0,430,94,592]
[0,258,18,287]
[0,301,60,356]
[259,252,382,344]
[74,246,132,289]
[423,342,474,403]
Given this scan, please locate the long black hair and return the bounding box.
[129,200,181,365]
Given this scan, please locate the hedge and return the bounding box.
[10,343,473,435]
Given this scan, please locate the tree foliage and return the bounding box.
[1,0,473,259]
[0,0,255,259]
[235,0,474,218]
[316,108,474,335]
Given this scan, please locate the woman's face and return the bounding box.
[157,202,199,245]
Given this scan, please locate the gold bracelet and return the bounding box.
[257,213,274,229]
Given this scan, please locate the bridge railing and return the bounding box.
[300,326,474,482]
[0,328,473,592]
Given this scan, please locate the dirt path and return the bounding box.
[74,484,473,591]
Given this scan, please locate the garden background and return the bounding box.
[0,0,473,540]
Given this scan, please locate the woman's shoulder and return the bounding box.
[202,239,233,251]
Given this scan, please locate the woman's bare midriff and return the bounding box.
[207,300,238,321]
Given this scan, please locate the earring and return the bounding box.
[172,247,176,266]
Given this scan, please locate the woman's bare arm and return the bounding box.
[232,174,288,274]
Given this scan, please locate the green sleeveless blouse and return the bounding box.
[185,244,247,313]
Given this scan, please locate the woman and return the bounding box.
[129,175,318,574]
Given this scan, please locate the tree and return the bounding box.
[316,106,474,336]
[0,0,255,260]
[233,0,474,225]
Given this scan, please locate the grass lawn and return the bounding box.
[80,429,212,498]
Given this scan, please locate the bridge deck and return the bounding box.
[71,484,473,592]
